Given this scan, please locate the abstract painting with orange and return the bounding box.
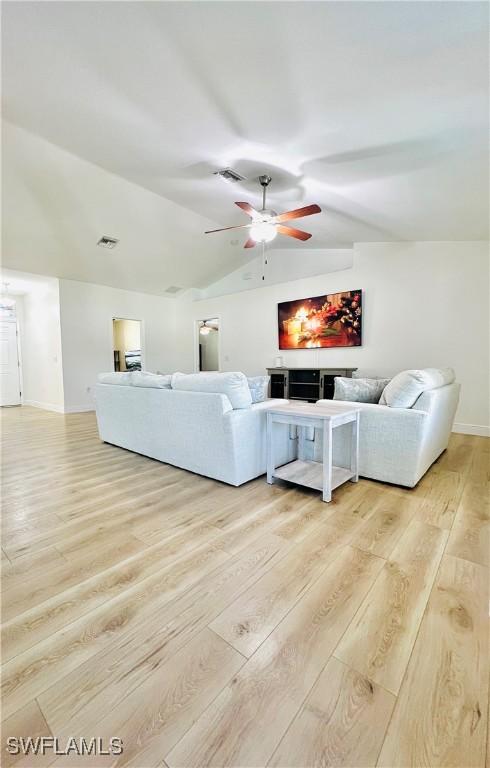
[278,290,362,349]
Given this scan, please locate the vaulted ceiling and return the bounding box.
[2,1,488,293]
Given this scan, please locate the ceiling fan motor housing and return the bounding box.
[259,208,277,221]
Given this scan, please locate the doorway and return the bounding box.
[112,318,142,372]
[198,318,220,372]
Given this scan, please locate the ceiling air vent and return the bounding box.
[97,235,119,249]
[213,168,246,183]
[164,285,183,294]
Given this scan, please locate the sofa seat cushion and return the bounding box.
[379,368,455,408]
[334,376,390,403]
[171,371,252,409]
[131,372,172,388]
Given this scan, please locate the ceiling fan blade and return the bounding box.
[244,237,256,249]
[276,225,312,241]
[204,223,252,234]
[235,202,261,219]
[274,204,321,223]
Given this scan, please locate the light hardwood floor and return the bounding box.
[1,406,488,768]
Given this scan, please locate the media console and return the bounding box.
[266,367,357,402]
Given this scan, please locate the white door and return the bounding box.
[0,320,21,406]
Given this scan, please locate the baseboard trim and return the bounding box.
[24,400,65,414]
[64,405,96,414]
[23,400,95,415]
[452,422,490,437]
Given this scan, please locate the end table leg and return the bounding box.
[322,421,332,502]
[350,412,360,482]
[298,424,306,460]
[266,412,274,484]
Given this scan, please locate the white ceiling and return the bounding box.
[2,1,488,292]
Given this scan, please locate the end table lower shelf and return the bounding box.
[273,459,355,493]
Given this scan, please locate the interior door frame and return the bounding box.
[0,317,22,406]
[193,315,221,373]
[111,316,145,372]
[16,315,23,403]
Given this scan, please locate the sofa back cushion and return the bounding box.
[247,376,270,404]
[334,376,390,403]
[97,372,133,385]
[171,371,252,409]
[131,372,172,388]
[379,368,455,408]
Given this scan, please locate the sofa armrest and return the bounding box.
[223,399,295,484]
[249,398,289,411]
[410,382,460,477]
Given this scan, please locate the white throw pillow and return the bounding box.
[379,368,455,408]
[171,371,252,409]
[131,371,172,388]
[247,376,270,404]
[97,372,133,385]
[334,377,391,403]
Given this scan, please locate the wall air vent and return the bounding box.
[97,236,119,249]
[213,168,246,183]
[164,285,183,294]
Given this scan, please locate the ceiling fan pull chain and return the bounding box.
[262,241,266,281]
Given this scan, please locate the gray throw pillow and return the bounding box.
[334,376,391,403]
[247,375,270,404]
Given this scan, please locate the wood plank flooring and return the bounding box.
[1,406,489,767]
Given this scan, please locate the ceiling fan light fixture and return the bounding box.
[250,222,277,243]
[200,319,218,335]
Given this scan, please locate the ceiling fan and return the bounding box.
[199,319,218,335]
[205,175,321,248]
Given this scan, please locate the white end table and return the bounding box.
[266,402,360,502]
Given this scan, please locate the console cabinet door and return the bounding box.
[320,369,352,400]
[270,372,287,398]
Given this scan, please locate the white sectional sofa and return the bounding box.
[94,369,460,489]
[94,374,294,486]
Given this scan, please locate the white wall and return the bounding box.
[59,279,178,411]
[4,243,489,432]
[20,277,65,412]
[197,249,354,300]
[174,241,490,434]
